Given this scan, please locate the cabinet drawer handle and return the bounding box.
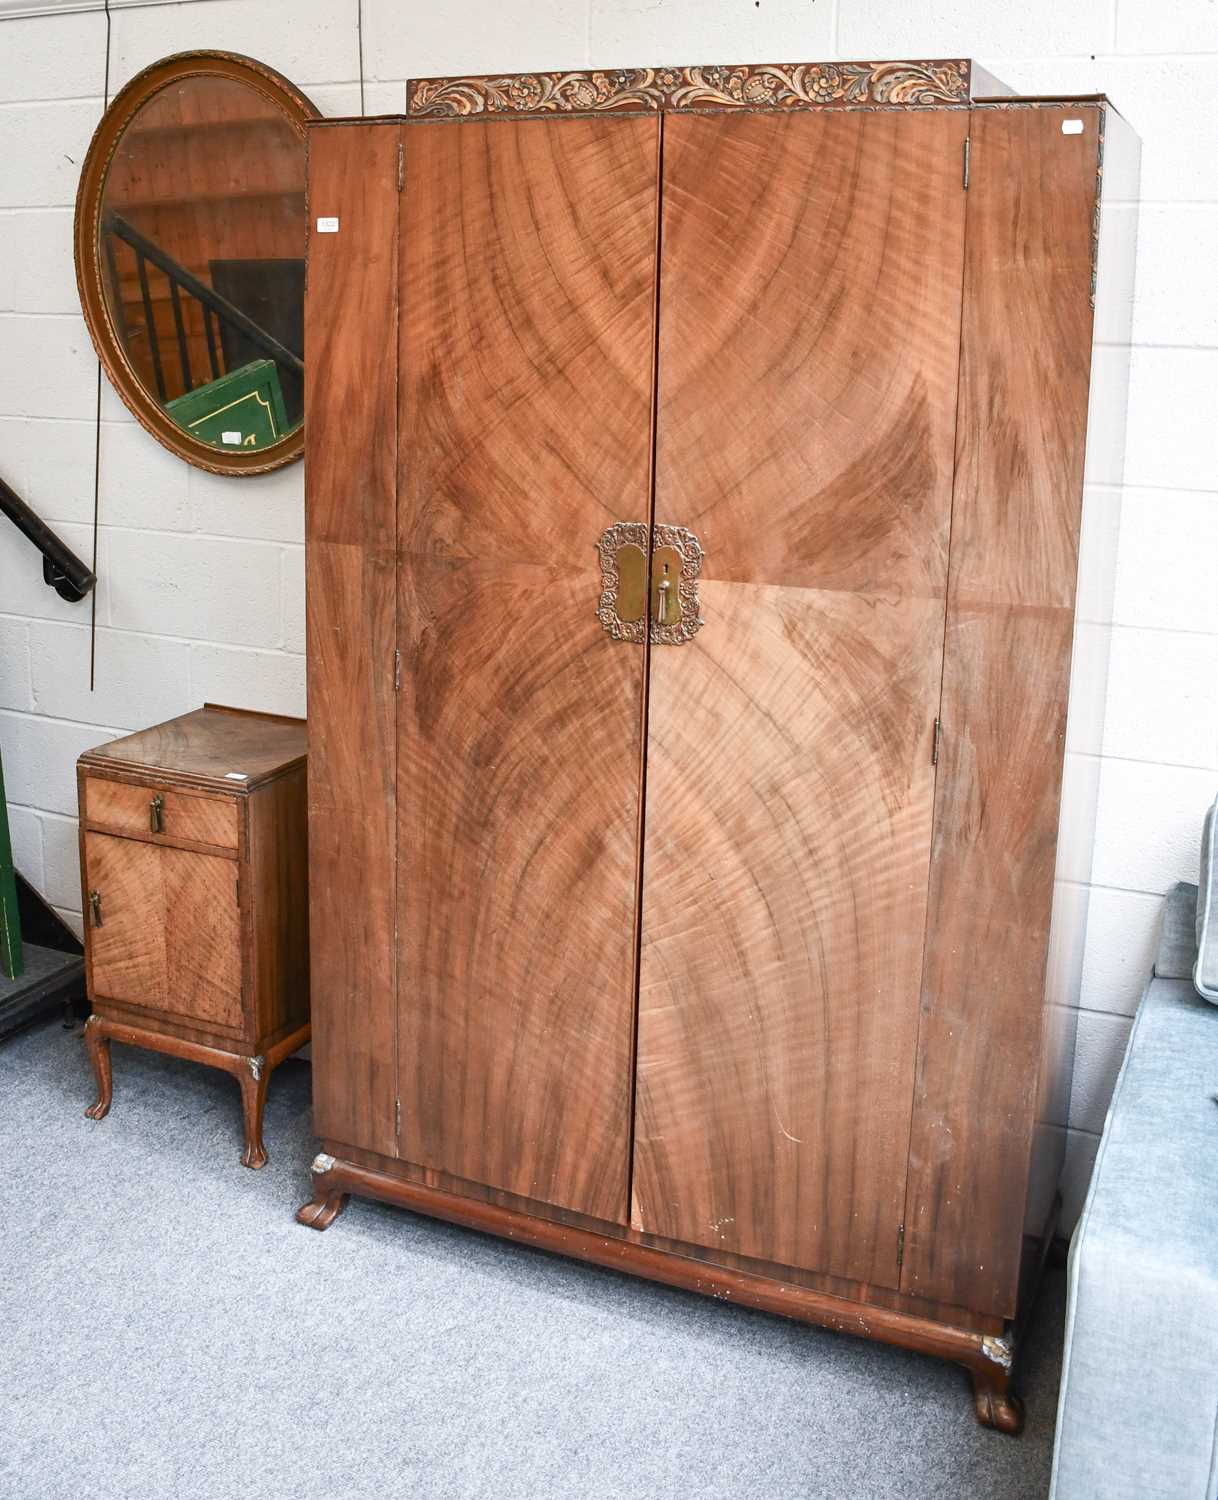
[149,793,164,833]
[89,889,103,928]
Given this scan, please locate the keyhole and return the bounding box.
[651,546,682,628]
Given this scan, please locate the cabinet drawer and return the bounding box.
[85,776,239,851]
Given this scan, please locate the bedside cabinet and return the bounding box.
[77,704,308,1168]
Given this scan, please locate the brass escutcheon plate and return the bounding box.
[649,524,704,645]
[596,522,705,645]
[596,522,650,643]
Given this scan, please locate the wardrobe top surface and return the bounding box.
[394,58,1130,121]
[307,55,1125,128]
[79,705,306,791]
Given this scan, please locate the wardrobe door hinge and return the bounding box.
[962,136,971,190]
[932,717,942,766]
[394,648,401,691]
[397,141,405,192]
[896,1222,906,1272]
[395,1098,401,1137]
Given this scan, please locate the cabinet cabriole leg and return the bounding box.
[237,1055,270,1169]
[83,1015,113,1120]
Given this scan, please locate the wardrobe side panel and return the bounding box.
[394,116,660,1225]
[635,109,968,1289]
[1025,103,1140,1247]
[304,122,401,1157]
[902,105,1103,1317]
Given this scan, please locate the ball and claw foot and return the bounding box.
[83,1015,112,1121]
[972,1371,1025,1435]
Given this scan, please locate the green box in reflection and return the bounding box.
[166,358,290,450]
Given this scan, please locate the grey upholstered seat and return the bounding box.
[1051,881,1218,1500]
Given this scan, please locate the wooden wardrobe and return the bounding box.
[298,58,1138,1431]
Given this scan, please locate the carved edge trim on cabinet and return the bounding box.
[1091,104,1107,308]
[408,59,972,118]
[972,98,1108,307]
[295,1153,1022,1431]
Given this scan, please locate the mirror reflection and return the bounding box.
[100,75,306,453]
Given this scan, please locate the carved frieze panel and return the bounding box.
[409,60,972,120]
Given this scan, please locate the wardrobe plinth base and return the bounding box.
[296,1151,1021,1431]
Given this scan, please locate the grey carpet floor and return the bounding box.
[1,1018,1064,1500]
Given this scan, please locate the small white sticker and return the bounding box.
[224,771,249,781]
[220,430,242,445]
[316,216,340,233]
[1062,119,1084,135]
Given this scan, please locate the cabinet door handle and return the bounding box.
[89,889,103,928]
[149,793,164,833]
[653,561,674,625]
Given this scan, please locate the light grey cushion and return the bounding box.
[1157,880,1199,979]
[1197,798,1218,1002]
[1050,976,1218,1500]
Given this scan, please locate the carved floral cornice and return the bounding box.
[408,59,972,120]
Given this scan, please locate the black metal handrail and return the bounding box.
[0,474,95,602]
[103,212,304,402]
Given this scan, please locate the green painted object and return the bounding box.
[166,358,291,450]
[0,743,23,980]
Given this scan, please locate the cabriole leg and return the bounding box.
[83,1015,112,1120]
[237,1055,270,1169]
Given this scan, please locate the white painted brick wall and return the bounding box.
[1,0,1214,1233]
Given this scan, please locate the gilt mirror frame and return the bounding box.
[74,51,320,477]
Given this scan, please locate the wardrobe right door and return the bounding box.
[632,108,968,1288]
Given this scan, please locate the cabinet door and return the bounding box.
[86,831,243,1032]
[86,832,163,1009]
[632,110,969,1287]
[394,114,661,1222]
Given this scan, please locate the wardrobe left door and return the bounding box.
[306,121,403,1159]
[395,115,661,1224]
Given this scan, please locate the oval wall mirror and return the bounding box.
[75,52,319,476]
